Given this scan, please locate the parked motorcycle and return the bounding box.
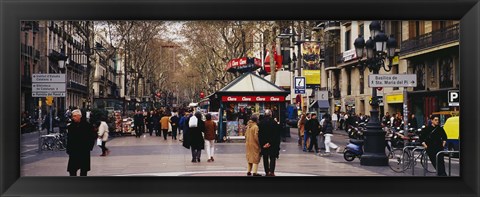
[343,139,364,161]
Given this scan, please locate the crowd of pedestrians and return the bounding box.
[47,103,449,177]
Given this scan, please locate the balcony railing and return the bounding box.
[400,23,459,56]
[68,80,88,93]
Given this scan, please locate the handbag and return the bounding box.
[189,116,198,128]
[168,122,172,133]
[96,138,102,146]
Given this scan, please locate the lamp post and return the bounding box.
[353,21,397,166]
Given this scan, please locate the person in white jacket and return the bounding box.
[97,119,110,156]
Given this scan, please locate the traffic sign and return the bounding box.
[368,74,417,88]
[448,90,459,106]
[294,77,306,94]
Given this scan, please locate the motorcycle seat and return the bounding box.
[349,139,364,145]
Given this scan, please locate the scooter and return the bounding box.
[343,138,364,162]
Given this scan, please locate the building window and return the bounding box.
[392,64,399,90]
[359,23,364,37]
[359,68,364,94]
[347,68,352,95]
[414,63,426,91]
[428,60,437,88]
[345,30,351,50]
[439,57,453,88]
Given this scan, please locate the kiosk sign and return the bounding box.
[368,74,417,88]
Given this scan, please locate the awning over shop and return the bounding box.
[310,100,330,109]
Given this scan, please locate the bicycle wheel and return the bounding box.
[389,149,409,173]
[55,140,66,151]
[420,151,436,173]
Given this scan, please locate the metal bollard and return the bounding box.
[436,150,460,176]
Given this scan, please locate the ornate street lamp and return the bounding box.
[353,21,397,166]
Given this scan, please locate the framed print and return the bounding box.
[1,0,479,196]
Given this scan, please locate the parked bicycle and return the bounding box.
[40,133,66,151]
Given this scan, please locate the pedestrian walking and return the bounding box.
[303,113,311,152]
[97,117,110,156]
[133,110,144,138]
[332,111,338,130]
[297,113,307,147]
[170,112,180,140]
[420,115,448,176]
[245,115,261,176]
[66,109,97,176]
[181,112,192,144]
[152,111,161,136]
[146,111,154,136]
[204,113,217,162]
[321,114,338,156]
[187,112,205,162]
[178,112,186,136]
[160,113,171,140]
[258,109,281,176]
[305,113,320,153]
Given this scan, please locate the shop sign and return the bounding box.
[386,94,403,104]
[342,49,357,62]
[222,96,285,102]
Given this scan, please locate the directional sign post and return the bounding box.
[32,74,66,97]
[294,77,306,94]
[368,74,417,88]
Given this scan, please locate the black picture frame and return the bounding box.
[1,0,479,196]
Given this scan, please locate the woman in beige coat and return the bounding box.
[245,115,261,176]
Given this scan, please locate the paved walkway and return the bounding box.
[20,128,459,177]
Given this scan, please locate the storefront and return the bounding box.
[385,93,404,115]
[214,73,289,141]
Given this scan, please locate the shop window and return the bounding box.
[439,57,453,88]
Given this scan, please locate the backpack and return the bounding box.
[188,116,198,128]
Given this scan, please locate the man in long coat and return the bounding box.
[258,109,281,176]
[66,109,97,176]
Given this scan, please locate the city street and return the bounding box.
[20,128,459,176]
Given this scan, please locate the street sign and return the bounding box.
[32,74,66,97]
[32,74,66,83]
[368,74,417,88]
[294,77,306,94]
[32,83,66,92]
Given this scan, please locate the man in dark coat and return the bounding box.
[133,110,144,138]
[66,109,97,176]
[420,115,448,176]
[187,112,205,162]
[258,109,281,176]
[182,112,192,148]
[305,113,320,153]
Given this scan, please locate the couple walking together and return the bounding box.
[245,109,281,176]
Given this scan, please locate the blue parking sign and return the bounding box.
[295,77,306,94]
